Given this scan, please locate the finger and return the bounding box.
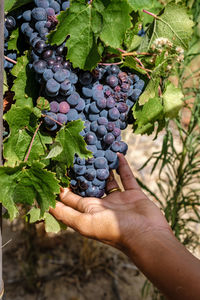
[105,171,120,194]
[50,201,93,237]
[60,188,85,212]
[117,153,140,190]
[49,201,82,228]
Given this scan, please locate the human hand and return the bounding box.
[50,154,172,257]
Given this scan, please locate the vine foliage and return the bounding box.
[2,0,194,232]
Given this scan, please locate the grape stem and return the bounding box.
[42,113,64,127]
[134,56,151,79]
[24,121,43,162]
[4,55,17,64]
[143,9,159,19]
[122,52,156,57]
[98,61,123,66]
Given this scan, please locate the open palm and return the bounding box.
[50,154,171,252]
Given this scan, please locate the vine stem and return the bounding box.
[4,56,17,64]
[98,61,123,66]
[122,52,155,57]
[143,9,159,19]
[24,121,43,162]
[134,57,151,79]
[117,48,126,53]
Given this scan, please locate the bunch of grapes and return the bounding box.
[20,0,145,197]
[4,16,17,69]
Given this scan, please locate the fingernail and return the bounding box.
[60,186,64,193]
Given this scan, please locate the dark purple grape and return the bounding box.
[35,0,49,8]
[62,1,70,10]
[106,97,116,108]
[117,102,128,113]
[85,132,97,145]
[67,92,80,106]
[105,150,117,162]
[98,117,108,126]
[32,7,47,21]
[46,7,55,16]
[107,122,115,132]
[67,109,79,121]
[79,72,93,86]
[85,169,96,181]
[23,10,32,22]
[44,112,57,126]
[33,60,47,74]
[73,164,86,176]
[94,157,108,169]
[103,133,115,145]
[43,68,54,81]
[54,69,70,83]
[57,113,67,124]
[90,121,98,132]
[5,16,16,30]
[96,97,107,109]
[106,75,118,87]
[89,102,100,114]
[75,98,85,112]
[112,125,121,137]
[131,89,142,101]
[96,169,109,180]
[35,40,47,53]
[97,125,107,137]
[46,78,60,93]
[59,101,70,113]
[108,107,120,121]
[86,145,97,154]
[50,101,59,112]
[42,49,53,59]
[52,62,63,72]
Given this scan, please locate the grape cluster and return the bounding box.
[21,0,81,130]
[4,16,17,69]
[20,0,145,198]
[69,66,144,197]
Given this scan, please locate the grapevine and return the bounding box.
[1,0,194,232]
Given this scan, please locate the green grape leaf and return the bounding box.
[100,0,132,48]
[0,164,23,220]
[133,97,163,134]
[139,4,194,52]
[3,71,8,94]
[163,82,183,118]
[139,79,159,105]
[5,0,33,12]
[46,142,63,159]
[48,2,102,70]
[11,53,39,108]
[44,212,67,233]
[7,28,20,53]
[53,120,92,167]
[0,162,60,219]
[28,207,44,223]
[18,162,60,214]
[3,105,52,167]
[127,0,154,11]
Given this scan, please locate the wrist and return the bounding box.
[122,227,175,263]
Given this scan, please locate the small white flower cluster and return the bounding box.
[151,37,173,51]
[175,46,184,62]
